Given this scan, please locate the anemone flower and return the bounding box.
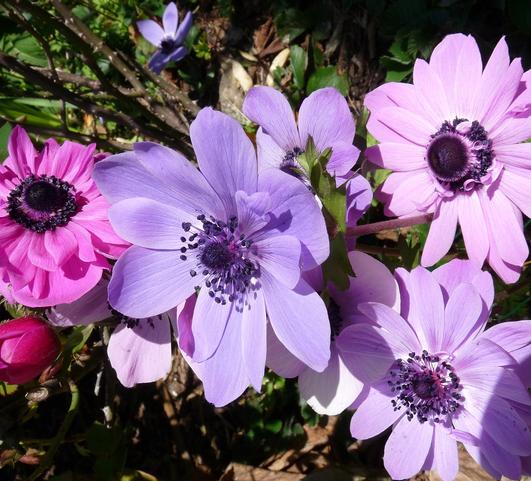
[243,86,372,234]
[0,126,127,307]
[137,2,192,74]
[48,278,193,388]
[339,259,530,481]
[93,107,331,406]
[266,251,400,415]
[364,34,531,283]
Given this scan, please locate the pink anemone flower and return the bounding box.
[0,126,127,307]
[365,34,531,283]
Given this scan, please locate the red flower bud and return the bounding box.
[0,316,61,385]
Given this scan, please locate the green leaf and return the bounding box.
[9,34,47,67]
[0,122,12,161]
[321,233,353,291]
[0,98,62,128]
[290,45,307,90]
[63,325,94,355]
[307,66,349,96]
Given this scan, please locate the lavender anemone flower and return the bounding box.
[48,278,194,388]
[339,259,531,480]
[482,320,531,477]
[93,108,331,406]
[137,2,192,74]
[365,34,531,283]
[267,251,400,415]
[243,86,372,233]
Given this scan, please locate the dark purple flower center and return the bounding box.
[7,175,78,233]
[280,147,304,178]
[328,299,344,340]
[427,119,493,191]
[388,351,463,424]
[160,36,179,54]
[427,135,468,182]
[181,214,260,307]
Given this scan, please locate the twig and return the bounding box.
[346,214,432,238]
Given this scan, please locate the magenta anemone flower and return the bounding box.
[340,259,530,481]
[267,251,400,415]
[365,34,531,283]
[48,278,193,387]
[0,126,127,307]
[93,108,331,406]
[137,2,192,74]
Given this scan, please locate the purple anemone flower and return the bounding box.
[93,108,331,406]
[267,251,400,415]
[243,86,372,232]
[48,278,192,388]
[137,2,192,74]
[365,34,531,283]
[339,259,530,480]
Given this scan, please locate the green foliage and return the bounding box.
[306,66,349,96]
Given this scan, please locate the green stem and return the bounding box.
[28,381,79,481]
[346,214,432,238]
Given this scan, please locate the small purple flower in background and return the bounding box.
[365,34,531,283]
[0,126,127,307]
[340,259,530,481]
[267,251,400,415]
[93,107,331,406]
[137,2,192,74]
[48,278,193,388]
[243,86,372,234]
[0,316,61,385]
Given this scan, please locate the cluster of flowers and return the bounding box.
[0,31,530,481]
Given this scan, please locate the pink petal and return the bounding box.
[421,199,458,266]
[494,142,531,169]
[412,59,450,125]
[44,228,78,267]
[490,117,531,145]
[372,106,433,146]
[457,191,489,265]
[6,125,36,178]
[365,142,427,171]
[498,165,531,218]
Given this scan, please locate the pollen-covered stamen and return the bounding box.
[387,350,463,424]
[428,118,493,191]
[7,175,78,233]
[181,214,260,308]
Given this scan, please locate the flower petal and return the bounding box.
[6,125,35,178]
[243,86,300,152]
[162,2,178,34]
[433,425,459,481]
[108,246,198,318]
[350,380,403,439]
[175,12,192,44]
[190,108,257,216]
[299,347,363,415]
[421,199,458,267]
[365,142,427,171]
[255,235,301,289]
[108,317,172,387]
[255,128,286,172]
[263,273,330,372]
[137,19,164,47]
[298,87,355,150]
[265,324,306,377]
[457,190,489,265]
[498,165,531,218]
[383,416,434,480]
